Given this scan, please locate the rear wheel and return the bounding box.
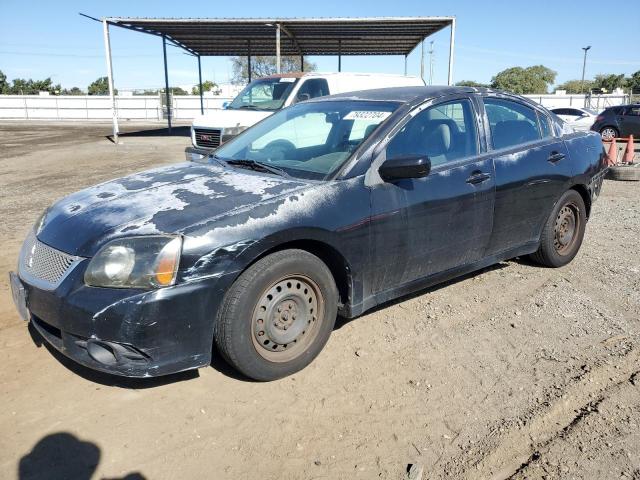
[214,249,338,381]
[529,190,586,268]
[600,126,618,140]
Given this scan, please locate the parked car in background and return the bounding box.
[590,104,640,140]
[551,107,598,131]
[186,72,425,161]
[11,86,607,381]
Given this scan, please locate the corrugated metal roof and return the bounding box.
[105,17,454,56]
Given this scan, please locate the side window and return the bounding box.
[386,99,479,167]
[295,79,330,102]
[626,106,640,116]
[537,112,553,138]
[484,98,541,149]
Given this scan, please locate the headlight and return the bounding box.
[223,126,247,137]
[84,236,182,289]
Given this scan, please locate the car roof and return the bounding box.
[311,85,517,106]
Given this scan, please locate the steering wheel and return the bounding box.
[262,140,296,161]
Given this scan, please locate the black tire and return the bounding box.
[600,126,619,140]
[213,249,338,381]
[606,165,640,181]
[529,190,587,268]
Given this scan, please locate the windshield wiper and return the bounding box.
[225,159,290,178]
[237,104,260,110]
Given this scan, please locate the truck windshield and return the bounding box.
[227,77,299,111]
[215,100,400,180]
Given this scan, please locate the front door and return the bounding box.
[368,96,495,295]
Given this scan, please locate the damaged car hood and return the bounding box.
[37,162,308,257]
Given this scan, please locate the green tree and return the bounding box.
[231,56,317,84]
[7,77,60,95]
[166,87,188,95]
[490,65,557,94]
[628,70,640,94]
[192,80,218,95]
[0,70,8,94]
[556,79,595,94]
[455,80,489,88]
[62,87,84,95]
[87,77,114,95]
[593,73,627,92]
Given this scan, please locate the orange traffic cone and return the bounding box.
[607,138,618,166]
[623,135,635,164]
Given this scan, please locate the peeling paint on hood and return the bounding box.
[37,162,307,257]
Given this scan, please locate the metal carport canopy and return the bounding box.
[105,16,455,57]
[98,16,456,142]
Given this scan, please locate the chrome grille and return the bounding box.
[194,128,222,149]
[19,231,82,290]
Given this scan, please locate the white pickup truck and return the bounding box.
[186,72,424,160]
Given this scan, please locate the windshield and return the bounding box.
[215,100,400,180]
[227,77,299,111]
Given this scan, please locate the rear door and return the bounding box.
[482,96,573,255]
[368,95,495,293]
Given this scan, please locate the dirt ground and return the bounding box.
[0,121,638,480]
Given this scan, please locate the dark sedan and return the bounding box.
[10,86,607,381]
[591,104,640,140]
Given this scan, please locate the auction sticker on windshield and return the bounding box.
[344,111,392,121]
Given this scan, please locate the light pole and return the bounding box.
[580,46,591,94]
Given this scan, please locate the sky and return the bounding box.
[1,0,638,92]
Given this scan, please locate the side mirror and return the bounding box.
[378,155,431,181]
[296,92,311,103]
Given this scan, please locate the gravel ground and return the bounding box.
[0,121,638,480]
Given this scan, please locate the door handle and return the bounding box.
[548,151,566,163]
[466,171,491,184]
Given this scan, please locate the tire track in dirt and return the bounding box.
[439,346,640,479]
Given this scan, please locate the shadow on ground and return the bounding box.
[107,126,190,142]
[19,432,145,480]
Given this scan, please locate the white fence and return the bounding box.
[523,94,630,111]
[0,95,233,121]
[0,93,633,121]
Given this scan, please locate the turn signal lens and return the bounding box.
[153,237,182,287]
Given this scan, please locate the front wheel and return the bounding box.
[529,190,587,268]
[214,249,338,381]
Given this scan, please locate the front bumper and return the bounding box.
[11,262,233,377]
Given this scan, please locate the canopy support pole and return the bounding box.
[338,39,342,72]
[162,35,172,133]
[404,54,408,75]
[276,25,281,73]
[247,39,252,82]
[447,17,456,86]
[102,20,119,143]
[300,55,304,72]
[197,54,203,114]
[420,39,425,82]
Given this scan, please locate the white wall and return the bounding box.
[523,94,630,111]
[0,93,631,121]
[0,95,233,121]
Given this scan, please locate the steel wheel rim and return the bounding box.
[601,128,616,140]
[251,274,324,362]
[553,202,579,256]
